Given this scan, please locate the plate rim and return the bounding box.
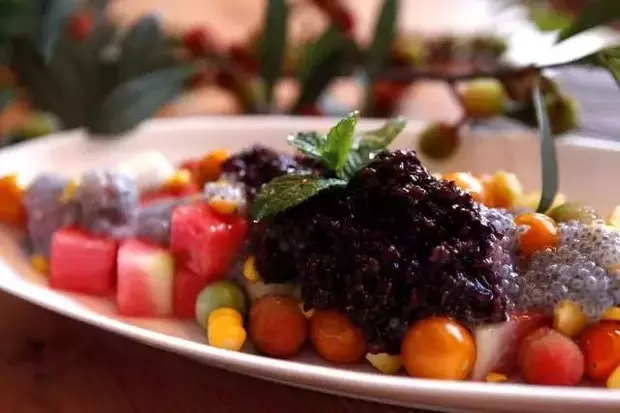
[1,116,620,411]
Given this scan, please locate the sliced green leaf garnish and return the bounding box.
[252,175,346,221]
[259,0,288,104]
[558,0,620,41]
[321,110,359,173]
[532,79,559,213]
[88,65,195,135]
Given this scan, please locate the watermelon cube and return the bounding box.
[117,239,175,317]
[174,266,209,318]
[49,227,118,295]
[170,203,248,282]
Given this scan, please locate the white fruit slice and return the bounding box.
[116,151,176,193]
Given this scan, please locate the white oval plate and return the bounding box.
[0,117,619,413]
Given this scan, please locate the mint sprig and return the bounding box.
[252,175,346,221]
[253,113,408,221]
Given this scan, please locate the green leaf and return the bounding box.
[118,14,166,81]
[292,27,348,112]
[528,7,572,32]
[287,131,325,160]
[532,79,559,214]
[88,64,194,135]
[321,111,359,172]
[593,48,620,87]
[37,0,76,62]
[559,0,620,41]
[252,174,346,221]
[259,0,288,104]
[364,0,398,77]
[358,116,407,149]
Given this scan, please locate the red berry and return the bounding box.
[228,44,260,75]
[69,12,94,41]
[183,27,217,56]
[330,7,355,35]
[214,70,236,89]
[295,104,323,116]
[518,327,584,386]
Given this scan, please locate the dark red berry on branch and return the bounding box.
[295,104,323,116]
[183,27,218,57]
[310,0,356,36]
[69,12,94,41]
[228,44,260,75]
[214,70,236,90]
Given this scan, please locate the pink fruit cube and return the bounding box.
[49,227,118,295]
[174,266,209,318]
[117,238,175,317]
[170,203,247,282]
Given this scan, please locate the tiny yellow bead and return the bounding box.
[553,300,589,337]
[207,307,243,326]
[485,372,508,383]
[365,353,403,375]
[30,254,49,275]
[208,198,238,215]
[208,321,247,351]
[243,256,261,282]
[59,179,79,203]
[602,307,620,322]
[298,302,315,319]
[607,365,620,389]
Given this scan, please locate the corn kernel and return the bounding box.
[485,372,508,383]
[208,198,238,215]
[365,353,403,374]
[207,307,243,326]
[199,149,230,184]
[243,256,261,282]
[553,300,589,337]
[60,178,79,203]
[489,170,523,209]
[30,254,49,275]
[298,302,315,319]
[165,169,192,190]
[607,365,620,389]
[607,206,620,229]
[208,321,247,351]
[602,307,620,322]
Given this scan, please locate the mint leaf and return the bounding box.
[358,116,407,149]
[321,110,359,173]
[252,175,346,221]
[558,1,620,41]
[287,131,325,160]
[341,117,406,178]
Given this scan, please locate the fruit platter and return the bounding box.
[0,115,619,413]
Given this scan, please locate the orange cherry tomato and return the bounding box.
[443,172,485,204]
[310,311,366,364]
[514,213,559,256]
[249,295,308,358]
[579,321,620,381]
[401,317,476,380]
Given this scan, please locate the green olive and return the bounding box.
[547,202,601,224]
[195,281,247,329]
[461,79,506,119]
[418,123,460,161]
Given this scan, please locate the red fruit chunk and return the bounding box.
[183,27,218,56]
[69,13,94,41]
[170,203,247,281]
[579,321,620,381]
[518,327,584,386]
[471,311,551,380]
[117,239,175,317]
[173,266,208,318]
[50,227,118,295]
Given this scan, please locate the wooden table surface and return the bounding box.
[2,1,619,412]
